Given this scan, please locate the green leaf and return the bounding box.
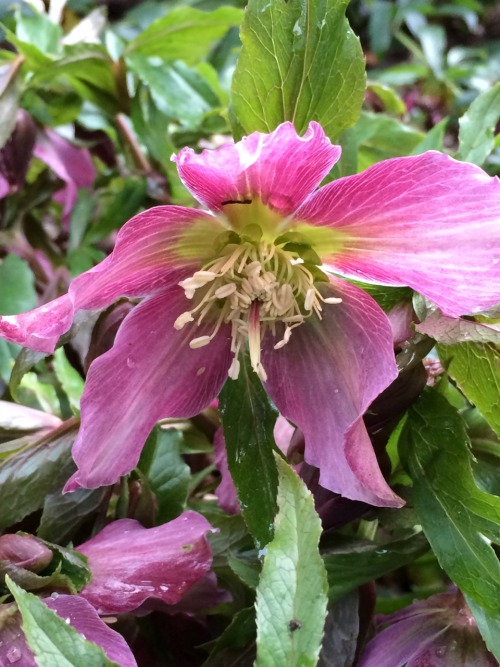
[127,6,243,63]
[457,82,500,165]
[38,487,107,545]
[16,9,62,56]
[138,427,190,523]
[6,577,120,667]
[230,0,365,141]
[219,353,279,550]
[0,255,37,316]
[437,342,500,438]
[0,56,23,149]
[84,176,147,244]
[353,111,425,169]
[53,349,84,415]
[467,596,500,662]
[255,455,328,667]
[126,55,222,130]
[366,82,405,114]
[0,422,78,530]
[324,532,429,603]
[399,388,500,617]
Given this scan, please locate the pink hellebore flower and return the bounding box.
[76,512,214,615]
[357,588,497,667]
[0,122,499,506]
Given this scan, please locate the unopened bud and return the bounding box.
[0,534,53,573]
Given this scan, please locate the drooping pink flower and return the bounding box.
[76,512,214,615]
[357,588,497,667]
[33,128,96,227]
[1,122,499,507]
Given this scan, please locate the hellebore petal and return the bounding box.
[174,121,341,215]
[213,428,239,515]
[357,589,498,667]
[0,207,220,353]
[77,513,213,614]
[33,129,96,227]
[295,152,500,316]
[262,277,402,507]
[45,595,138,667]
[65,286,231,490]
[0,173,9,198]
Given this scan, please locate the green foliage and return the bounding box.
[138,426,190,524]
[7,577,120,667]
[230,0,365,140]
[254,455,328,667]
[438,342,500,438]
[0,423,78,530]
[219,353,279,550]
[457,82,500,166]
[126,6,243,62]
[399,389,500,623]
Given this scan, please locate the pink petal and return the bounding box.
[416,310,500,345]
[45,595,138,666]
[34,129,96,227]
[295,152,500,317]
[174,121,340,215]
[77,513,213,614]
[262,277,402,507]
[213,427,239,515]
[65,286,231,490]
[0,173,9,198]
[0,206,220,353]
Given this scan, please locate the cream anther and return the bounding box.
[189,335,212,349]
[176,239,341,381]
[174,312,194,330]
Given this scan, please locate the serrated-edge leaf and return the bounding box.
[6,577,119,667]
[457,82,500,165]
[399,389,500,616]
[254,455,328,667]
[230,0,365,141]
[438,342,500,438]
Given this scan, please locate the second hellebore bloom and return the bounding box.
[1,122,499,506]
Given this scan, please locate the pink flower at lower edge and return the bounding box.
[357,588,497,667]
[1,122,499,507]
[76,512,214,615]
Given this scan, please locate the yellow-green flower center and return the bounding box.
[174,237,341,381]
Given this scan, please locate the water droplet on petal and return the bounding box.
[6,647,21,663]
[126,356,137,369]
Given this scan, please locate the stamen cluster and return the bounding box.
[174,240,341,381]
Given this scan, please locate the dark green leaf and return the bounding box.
[53,349,84,415]
[438,342,500,438]
[324,532,429,603]
[254,455,327,667]
[38,487,107,545]
[203,607,256,666]
[138,427,190,523]
[399,389,500,617]
[0,421,78,530]
[127,6,243,63]
[219,353,279,550]
[230,0,365,141]
[6,577,120,667]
